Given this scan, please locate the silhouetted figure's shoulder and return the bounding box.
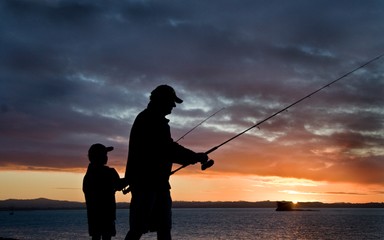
[135,107,167,123]
[83,164,120,193]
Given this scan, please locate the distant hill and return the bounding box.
[295,201,384,208]
[172,201,384,208]
[0,198,383,210]
[0,198,86,210]
[172,200,277,208]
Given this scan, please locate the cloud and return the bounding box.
[325,191,368,196]
[1,0,384,188]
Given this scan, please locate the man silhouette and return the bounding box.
[124,85,208,240]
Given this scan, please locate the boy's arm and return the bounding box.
[111,168,129,191]
[116,178,129,191]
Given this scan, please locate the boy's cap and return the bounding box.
[88,143,113,156]
[150,85,183,104]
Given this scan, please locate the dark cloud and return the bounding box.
[1,0,383,186]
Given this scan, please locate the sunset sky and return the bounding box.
[1,0,383,204]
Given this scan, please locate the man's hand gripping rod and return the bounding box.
[171,53,384,175]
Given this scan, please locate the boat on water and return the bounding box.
[276,201,296,211]
[276,201,318,211]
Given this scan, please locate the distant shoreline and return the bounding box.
[1,198,383,211]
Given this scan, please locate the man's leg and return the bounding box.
[155,190,172,240]
[124,230,142,240]
[125,190,156,240]
[101,235,112,240]
[157,229,171,240]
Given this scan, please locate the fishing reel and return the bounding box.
[122,186,131,195]
[201,159,214,170]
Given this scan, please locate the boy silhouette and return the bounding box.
[83,143,127,240]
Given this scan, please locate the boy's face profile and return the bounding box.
[90,153,108,165]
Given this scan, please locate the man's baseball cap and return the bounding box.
[150,85,183,104]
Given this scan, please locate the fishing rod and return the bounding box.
[171,108,224,173]
[171,53,384,175]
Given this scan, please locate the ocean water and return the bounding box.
[0,208,383,240]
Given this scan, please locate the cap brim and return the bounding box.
[175,96,183,104]
[106,146,114,152]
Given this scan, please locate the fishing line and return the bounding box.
[175,107,225,142]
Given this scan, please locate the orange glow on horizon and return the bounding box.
[2,170,382,204]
